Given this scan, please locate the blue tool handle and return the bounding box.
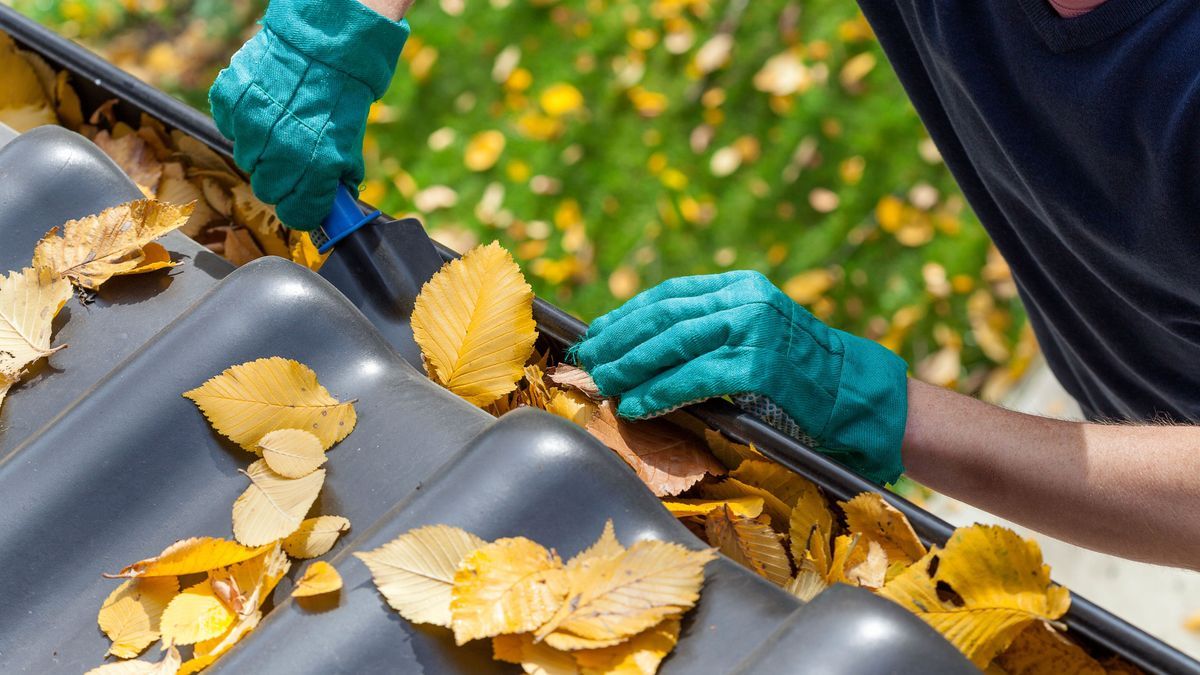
[315,184,382,254]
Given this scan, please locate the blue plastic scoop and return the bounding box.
[310,184,382,253]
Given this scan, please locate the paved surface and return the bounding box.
[921,359,1200,659]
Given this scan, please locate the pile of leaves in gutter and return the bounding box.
[0,31,326,274]
[410,240,1142,674]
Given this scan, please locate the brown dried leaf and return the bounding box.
[705,505,791,586]
[546,364,602,400]
[585,401,725,497]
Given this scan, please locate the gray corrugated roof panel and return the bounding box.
[1,5,1195,673]
[0,126,975,674]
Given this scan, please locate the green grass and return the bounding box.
[12,0,1030,397]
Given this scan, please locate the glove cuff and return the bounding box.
[819,333,908,485]
[264,0,410,99]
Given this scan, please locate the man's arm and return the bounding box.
[903,378,1200,570]
[358,0,415,21]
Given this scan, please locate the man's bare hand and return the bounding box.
[358,0,415,21]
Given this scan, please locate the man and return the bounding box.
[210,0,1200,570]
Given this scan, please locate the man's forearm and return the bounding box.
[358,0,414,21]
[902,379,1200,570]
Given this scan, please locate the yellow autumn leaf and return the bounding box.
[995,622,1105,675]
[86,645,181,675]
[0,33,57,132]
[826,533,862,585]
[107,537,270,579]
[844,539,889,589]
[33,199,193,290]
[258,428,327,478]
[0,266,72,380]
[702,429,762,470]
[289,232,330,272]
[546,388,596,427]
[355,524,487,627]
[0,375,14,409]
[232,459,326,546]
[705,505,791,586]
[159,578,236,646]
[292,561,343,598]
[840,492,927,565]
[464,130,506,172]
[97,577,179,658]
[183,357,357,451]
[661,497,764,520]
[178,610,260,675]
[784,559,829,603]
[879,525,1071,668]
[125,242,177,275]
[411,242,537,407]
[536,541,715,650]
[492,633,580,674]
[788,481,834,578]
[699,478,790,532]
[565,520,625,574]
[573,618,681,675]
[450,537,568,645]
[282,515,351,559]
[223,544,292,615]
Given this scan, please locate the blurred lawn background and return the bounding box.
[8,0,1033,402]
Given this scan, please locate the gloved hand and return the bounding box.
[209,0,410,230]
[571,271,909,484]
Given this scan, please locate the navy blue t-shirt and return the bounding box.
[858,0,1200,422]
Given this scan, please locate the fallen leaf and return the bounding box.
[222,227,265,267]
[566,521,624,571]
[0,266,72,379]
[545,364,601,400]
[844,539,888,589]
[879,525,1071,668]
[411,242,537,407]
[661,497,764,519]
[33,199,192,289]
[93,130,163,193]
[0,33,57,132]
[258,428,327,478]
[788,479,834,578]
[282,515,351,559]
[706,505,791,586]
[107,537,270,579]
[573,618,681,675]
[159,578,236,646]
[585,401,725,497]
[826,534,862,585]
[995,622,1105,675]
[702,430,762,470]
[86,645,181,675]
[183,357,357,451]
[223,544,291,616]
[292,561,343,598]
[450,537,568,645]
[546,388,596,427]
[156,164,218,238]
[536,540,715,650]
[97,577,179,658]
[355,524,487,627]
[840,492,926,565]
[699,478,790,532]
[124,242,177,275]
[178,610,260,675]
[232,459,326,546]
[289,232,329,272]
[785,560,829,602]
[493,633,580,674]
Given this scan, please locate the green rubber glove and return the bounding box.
[209,0,409,230]
[572,271,909,484]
